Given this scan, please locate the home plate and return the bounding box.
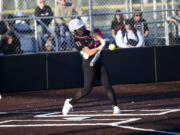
[63,116,93,121]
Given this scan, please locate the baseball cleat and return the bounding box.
[62,98,73,115]
[113,106,120,114]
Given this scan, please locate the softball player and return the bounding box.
[62,19,120,115]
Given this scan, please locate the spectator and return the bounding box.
[168,5,180,45]
[0,14,22,54]
[14,11,35,53]
[130,9,149,45]
[115,19,144,48]
[54,0,83,50]
[111,10,125,39]
[4,14,22,54]
[2,32,21,55]
[14,11,32,33]
[44,19,56,51]
[35,0,53,51]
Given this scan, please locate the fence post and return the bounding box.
[89,0,93,31]
[125,0,129,19]
[165,0,169,45]
[153,0,158,45]
[55,0,58,8]
[0,0,3,13]
[129,0,133,18]
[140,0,144,12]
[14,0,19,12]
[172,0,175,15]
[34,17,39,53]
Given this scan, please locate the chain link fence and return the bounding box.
[0,0,180,55]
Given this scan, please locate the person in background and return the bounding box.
[168,5,180,45]
[1,14,22,54]
[2,32,21,55]
[115,19,144,48]
[62,19,120,116]
[44,19,56,51]
[14,11,36,53]
[168,5,180,26]
[54,0,83,50]
[14,11,32,33]
[130,9,149,38]
[111,10,125,40]
[130,9,149,45]
[35,0,53,51]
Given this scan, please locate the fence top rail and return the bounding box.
[1,8,175,22]
[3,1,178,14]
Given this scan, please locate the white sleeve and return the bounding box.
[136,30,144,47]
[115,30,129,48]
[80,51,89,59]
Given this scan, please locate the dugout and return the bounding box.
[0,46,180,92]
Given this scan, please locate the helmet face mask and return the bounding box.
[75,26,86,35]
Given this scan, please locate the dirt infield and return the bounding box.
[0,81,180,135]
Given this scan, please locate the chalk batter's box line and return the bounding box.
[34,109,180,118]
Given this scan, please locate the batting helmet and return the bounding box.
[68,19,85,33]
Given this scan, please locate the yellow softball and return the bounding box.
[108,44,116,51]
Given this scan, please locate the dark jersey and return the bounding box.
[130,18,149,33]
[2,33,21,54]
[74,30,98,51]
[34,5,53,25]
[111,20,124,35]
